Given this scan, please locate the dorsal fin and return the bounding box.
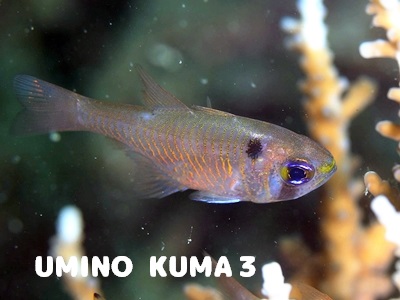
[136,65,190,111]
[192,105,236,117]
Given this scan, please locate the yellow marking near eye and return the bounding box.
[318,159,336,174]
[280,166,290,181]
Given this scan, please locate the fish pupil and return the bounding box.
[289,167,306,181]
[246,138,262,160]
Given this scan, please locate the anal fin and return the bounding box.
[190,191,241,204]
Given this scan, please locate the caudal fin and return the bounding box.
[12,75,84,135]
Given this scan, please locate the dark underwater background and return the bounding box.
[0,0,398,299]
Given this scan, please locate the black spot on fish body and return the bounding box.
[246,137,262,160]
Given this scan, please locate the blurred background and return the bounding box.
[0,0,398,299]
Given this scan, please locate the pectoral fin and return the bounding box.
[127,152,187,199]
[190,191,241,204]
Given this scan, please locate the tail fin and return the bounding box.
[12,75,84,135]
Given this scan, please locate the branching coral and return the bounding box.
[360,0,400,296]
[184,260,333,300]
[281,0,396,299]
[50,206,103,300]
[261,262,292,300]
[365,172,400,296]
[360,0,400,159]
[370,195,400,296]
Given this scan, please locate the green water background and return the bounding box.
[0,0,398,299]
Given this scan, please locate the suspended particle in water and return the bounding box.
[200,78,208,85]
[187,226,193,244]
[49,132,61,142]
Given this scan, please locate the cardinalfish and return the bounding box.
[12,66,336,203]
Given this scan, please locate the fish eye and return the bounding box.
[280,160,315,185]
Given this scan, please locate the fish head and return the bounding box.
[260,130,336,202]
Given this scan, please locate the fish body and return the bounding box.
[12,67,336,203]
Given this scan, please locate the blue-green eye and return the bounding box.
[280,160,315,185]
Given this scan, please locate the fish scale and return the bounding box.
[85,96,256,193]
[80,101,243,190]
[12,66,336,203]
[135,112,244,192]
